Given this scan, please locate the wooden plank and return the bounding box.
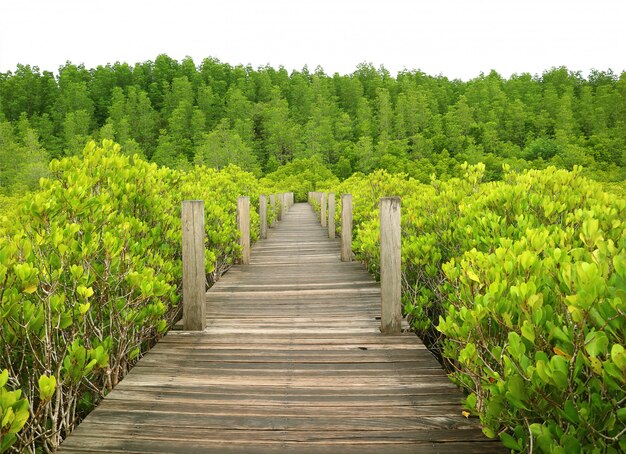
[281,192,289,216]
[269,193,276,226]
[259,194,267,239]
[380,197,402,334]
[341,193,353,262]
[237,196,250,264]
[181,200,205,331]
[328,192,335,238]
[59,202,501,453]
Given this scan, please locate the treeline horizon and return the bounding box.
[1,54,625,195]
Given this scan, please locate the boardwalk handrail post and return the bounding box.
[321,192,327,227]
[182,200,206,331]
[269,194,276,226]
[380,197,401,334]
[237,196,251,265]
[277,193,283,221]
[328,192,335,239]
[341,194,353,262]
[281,192,288,217]
[260,194,268,239]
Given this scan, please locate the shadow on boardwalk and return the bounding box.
[60,203,504,453]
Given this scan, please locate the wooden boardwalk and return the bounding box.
[60,203,503,453]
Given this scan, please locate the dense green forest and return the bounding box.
[1,55,625,197]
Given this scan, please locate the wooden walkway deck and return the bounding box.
[60,203,503,453]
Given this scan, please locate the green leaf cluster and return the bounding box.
[0,139,263,451]
[327,164,625,452]
[0,370,30,453]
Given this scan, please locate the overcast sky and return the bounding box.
[1,0,624,80]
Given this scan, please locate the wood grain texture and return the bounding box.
[341,194,353,262]
[380,197,402,334]
[269,194,276,226]
[237,196,251,265]
[328,192,335,239]
[181,200,205,331]
[59,203,503,453]
[259,194,267,240]
[281,193,289,218]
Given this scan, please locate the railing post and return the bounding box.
[321,192,327,227]
[291,192,294,207]
[341,194,352,262]
[269,194,276,226]
[277,193,283,221]
[260,194,267,239]
[237,196,250,265]
[282,192,288,216]
[182,200,206,331]
[380,197,401,334]
[328,192,335,239]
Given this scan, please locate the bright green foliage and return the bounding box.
[261,157,339,202]
[2,59,626,191]
[0,370,30,453]
[181,164,260,280]
[0,196,18,214]
[0,140,263,451]
[327,164,625,452]
[0,119,48,194]
[436,167,626,452]
[193,119,261,176]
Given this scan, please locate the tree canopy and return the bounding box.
[1,58,625,195]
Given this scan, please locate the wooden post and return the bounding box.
[269,194,276,226]
[290,192,294,207]
[321,192,327,227]
[328,193,335,239]
[260,195,267,239]
[182,200,206,331]
[282,193,288,216]
[237,196,250,265]
[277,193,282,221]
[341,194,352,262]
[380,197,401,334]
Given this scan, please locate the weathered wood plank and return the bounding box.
[181,200,206,331]
[341,193,353,262]
[59,202,500,453]
[380,196,402,334]
[237,196,250,264]
[259,194,267,239]
[328,192,335,238]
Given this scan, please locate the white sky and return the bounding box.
[1,0,625,80]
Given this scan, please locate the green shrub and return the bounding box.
[0,140,262,452]
[0,370,30,453]
[437,167,626,452]
[261,156,339,202]
[327,164,625,452]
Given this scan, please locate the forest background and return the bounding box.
[1,55,625,202]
